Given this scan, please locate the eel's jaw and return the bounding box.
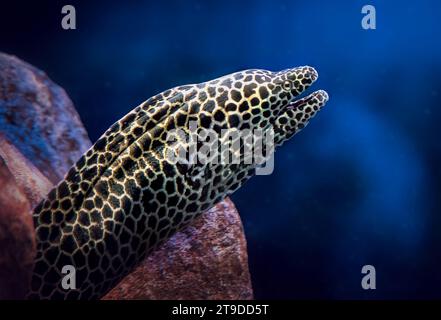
[286,89,329,112]
[273,88,329,146]
[272,65,329,141]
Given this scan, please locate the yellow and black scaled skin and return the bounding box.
[28,66,329,299]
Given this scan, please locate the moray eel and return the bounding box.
[27,66,329,299]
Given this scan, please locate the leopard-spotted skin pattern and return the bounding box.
[28,66,329,299]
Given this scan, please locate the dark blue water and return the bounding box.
[1,0,440,299]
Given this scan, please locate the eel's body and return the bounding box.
[28,66,329,299]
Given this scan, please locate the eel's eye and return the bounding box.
[282,80,293,91]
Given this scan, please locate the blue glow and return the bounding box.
[1,0,440,299]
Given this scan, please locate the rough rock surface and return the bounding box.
[104,197,253,300]
[0,52,91,183]
[0,53,253,300]
[0,134,53,208]
[0,156,35,299]
[0,53,93,299]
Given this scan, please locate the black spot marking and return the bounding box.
[110,182,124,196]
[251,97,260,106]
[79,211,91,226]
[60,199,71,211]
[204,100,216,113]
[40,210,52,224]
[104,235,119,255]
[198,91,207,101]
[243,84,256,98]
[112,166,124,181]
[58,182,70,198]
[190,102,200,114]
[122,158,136,173]
[60,235,76,253]
[259,87,269,99]
[151,175,164,190]
[239,101,249,113]
[203,86,214,98]
[214,109,225,122]
[90,225,103,241]
[231,90,242,102]
[226,103,237,112]
[200,114,212,129]
[131,145,142,158]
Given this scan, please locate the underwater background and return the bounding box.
[1,0,440,299]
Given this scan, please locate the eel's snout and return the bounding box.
[283,65,318,84]
[303,66,318,82]
[278,65,320,98]
[284,64,327,112]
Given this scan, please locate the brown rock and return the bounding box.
[0,134,53,208]
[0,156,35,299]
[0,53,92,299]
[0,53,253,300]
[104,197,253,300]
[0,52,91,184]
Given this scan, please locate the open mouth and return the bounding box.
[286,89,329,111]
[271,66,329,136]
